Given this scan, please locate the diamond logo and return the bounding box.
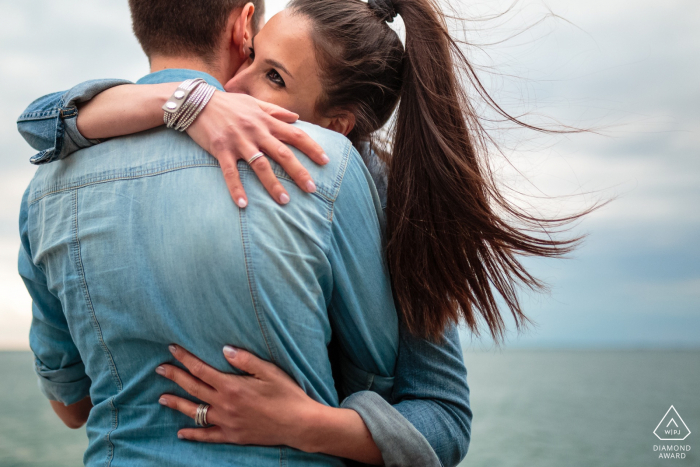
[654,406,691,441]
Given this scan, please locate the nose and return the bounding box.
[224,75,244,93]
[225,63,252,94]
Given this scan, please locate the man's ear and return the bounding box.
[326,112,356,136]
[232,2,256,59]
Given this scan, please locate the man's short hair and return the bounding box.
[129,0,264,61]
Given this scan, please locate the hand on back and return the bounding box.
[187,91,329,208]
[156,344,322,450]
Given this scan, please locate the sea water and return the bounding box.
[458,349,698,467]
[0,350,697,466]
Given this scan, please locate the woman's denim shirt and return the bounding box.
[17,71,472,467]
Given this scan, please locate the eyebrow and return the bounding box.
[264,58,294,80]
[252,35,294,80]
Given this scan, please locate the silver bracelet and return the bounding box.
[163,79,217,132]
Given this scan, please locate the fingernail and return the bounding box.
[321,153,330,164]
[237,197,247,208]
[156,366,166,376]
[280,193,290,204]
[223,345,238,358]
[306,180,317,193]
[168,344,178,354]
[177,433,185,439]
[159,397,168,405]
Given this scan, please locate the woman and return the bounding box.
[18,0,583,464]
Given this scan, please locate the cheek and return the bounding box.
[288,87,324,125]
[224,67,313,119]
[292,98,321,124]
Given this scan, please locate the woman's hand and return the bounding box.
[77,83,329,208]
[156,344,323,448]
[187,92,330,208]
[156,345,384,464]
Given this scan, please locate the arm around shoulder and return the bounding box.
[17,78,132,164]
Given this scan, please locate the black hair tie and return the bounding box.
[368,0,398,23]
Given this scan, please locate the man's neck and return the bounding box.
[149,55,229,86]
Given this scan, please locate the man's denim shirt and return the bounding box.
[17,70,472,467]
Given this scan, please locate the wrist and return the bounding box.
[295,403,361,454]
[294,401,330,453]
[76,83,181,140]
[293,402,384,464]
[143,83,180,133]
[162,79,217,132]
[155,83,180,107]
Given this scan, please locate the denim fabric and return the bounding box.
[356,142,388,211]
[336,351,395,399]
[341,391,440,467]
[17,79,131,164]
[17,75,472,467]
[392,324,472,466]
[18,69,400,466]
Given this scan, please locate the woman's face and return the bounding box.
[224,10,325,125]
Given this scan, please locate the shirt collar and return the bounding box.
[136,69,225,91]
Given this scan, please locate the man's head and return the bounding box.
[129,0,264,65]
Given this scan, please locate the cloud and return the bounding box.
[0,0,698,349]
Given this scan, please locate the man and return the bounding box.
[17,1,471,466]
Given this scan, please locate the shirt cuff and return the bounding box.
[23,79,132,164]
[34,357,91,406]
[341,391,442,467]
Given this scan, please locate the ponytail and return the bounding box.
[291,0,593,342]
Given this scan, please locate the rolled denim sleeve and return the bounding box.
[341,391,441,467]
[338,148,472,466]
[338,325,471,467]
[327,155,440,466]
[392,324,472,466]
[331,147,472,466]
[18,189,91,405]
[17,79,131,164]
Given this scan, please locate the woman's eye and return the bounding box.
[248,47,255,60]
[266,70,285,87]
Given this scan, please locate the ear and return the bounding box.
[325,112,356,136]
[232,2,256,59]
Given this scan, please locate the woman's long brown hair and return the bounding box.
[290,0,594,342]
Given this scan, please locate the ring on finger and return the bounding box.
[195,403,210,426]
[247,151,265,165]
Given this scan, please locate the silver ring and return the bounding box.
[247,151,265,165]
[195,404,210,426]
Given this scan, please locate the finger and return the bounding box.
[248,155,290,205]
[159,394,222,426]
[217,155,248,209]
[223,346,278,380]
[257,101,299,124]
[272,121,329,166]
[169,345,225,389]
[155,364,216,403]
[177,427,228,444]
[258,137,316,194]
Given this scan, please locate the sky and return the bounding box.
[0,0,697,350]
